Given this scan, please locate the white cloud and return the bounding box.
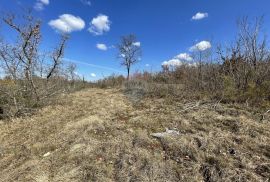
[48,14,85,33]
[40,0,49,5]
[191,12,208,20]
[145,64,150,67]
[34,3,44,11]
[175,53,193,62]
[162,53,195,69]
[133,42,141,47]
[90,73,96,77]
[96,43,108,51]
[162,58,198,69]
[81,0,91,6]
[189,41,211,51]
[162,59,183,68]
[88,14,111,35]
[34,0,49,11]
[161,41,211,69]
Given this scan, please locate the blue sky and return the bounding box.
[1,0,270,80]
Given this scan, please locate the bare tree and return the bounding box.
[3,13,41,100]
[66,63,77,87]
[117,34,141,80]
[191,43,212,89]
[218,17,270,91]
[237,16,270,87]
[0,11,69,117]
[47,35,69,80]
[237,16,267,70]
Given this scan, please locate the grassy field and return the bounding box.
[0,88,269,181]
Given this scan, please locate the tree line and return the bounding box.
[1,11,269,119]
[114,17,270,108]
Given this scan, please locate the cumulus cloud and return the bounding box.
[191,12,208,20]
[48,14,85,33]
[96,43,108,51]
[34,0,49,11]
[189,41,211,51]
[162,41,211,69]
[133,42,141,47]
[145,64,150,67]
[162,59,197,69]
[162,53,195,69]
[88,14,111,35]
[162,59,183,68]
[175,53,193,62]
[90,73,96,77]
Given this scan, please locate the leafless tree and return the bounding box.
[237,16,270,87]
[66,63,78,87]
[47,35,68,80]
[117,34,141,80]
[218,17,270,91]
[191,44,212,89]
[237,17,267,69]
[0,11,69,117]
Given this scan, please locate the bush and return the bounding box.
[95,75,126,88]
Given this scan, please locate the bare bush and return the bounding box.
[0,12,85,118]
[95,74,126,88]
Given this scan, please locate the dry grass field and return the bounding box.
[0,88,269,181]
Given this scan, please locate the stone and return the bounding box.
[151,128,180,139]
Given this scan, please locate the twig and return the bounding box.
[261,109,270,121]
[213,98,223,110]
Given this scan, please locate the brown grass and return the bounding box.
[0,88,269,181]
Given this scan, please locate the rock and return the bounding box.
[151,128,180,139]
[43,152,51,157]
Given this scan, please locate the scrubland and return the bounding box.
[0,11,269,182]
[0,87,269,181]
